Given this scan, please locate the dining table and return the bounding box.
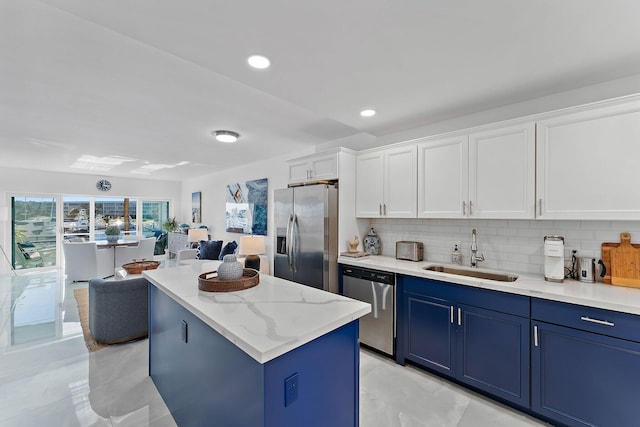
[96,239,139,269]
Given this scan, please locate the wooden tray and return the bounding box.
[340,251,368,258]
[198,269,260,292]
[122,259,160,274]
[602,232,640,288]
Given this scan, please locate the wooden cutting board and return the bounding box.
[605,232,640,288]
[601,241,640,284]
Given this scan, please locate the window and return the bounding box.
[9,194,171,269]
[12,196,57,270]
[94,197,137,239]
[63,196,90,241]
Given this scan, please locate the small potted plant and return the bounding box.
[104,225,121,242]
[163,216,179,233]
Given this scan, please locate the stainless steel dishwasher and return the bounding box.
[342,266,395,356]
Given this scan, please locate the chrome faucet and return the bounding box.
[470,228,485,267]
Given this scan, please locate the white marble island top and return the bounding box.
[339,255,640,316]
[144,264,370,364]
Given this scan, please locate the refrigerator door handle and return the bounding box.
[291,214,299,272]
[286,213,294,271]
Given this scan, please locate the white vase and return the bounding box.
[363,228,381,255]
[218,254,243,281]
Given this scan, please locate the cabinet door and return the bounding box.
[417,136,468,218]
[288,153,339,184]
[536,101,640,219]
[456,304,530,408]
[384,145,417,218]
[404,294,455,377]
[309,153,338,181]
[287,159,311,184]
[356,151,384,217]
[469,123,535,219]
[532,321,640,427]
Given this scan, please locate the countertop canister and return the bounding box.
[364,228,381,255]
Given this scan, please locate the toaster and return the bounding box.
[395,241,424,261]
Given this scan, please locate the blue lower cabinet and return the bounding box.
[532,321,640,427]
[149,285,360,427]
[456,304,529,408]
[399,276,530,408]
[405,294,456,376]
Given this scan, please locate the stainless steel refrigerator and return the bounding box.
[274,183,338,293]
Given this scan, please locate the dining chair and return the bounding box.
[63,241,114,282]
[115,237,155,268]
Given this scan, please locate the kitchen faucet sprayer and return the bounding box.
[470,228,485,267]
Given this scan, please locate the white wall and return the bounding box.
[0,167,181,273]
[180,153,293,272]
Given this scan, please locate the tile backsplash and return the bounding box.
[370,218,640,277]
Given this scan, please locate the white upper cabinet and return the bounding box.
[417,136,468,218]
[356,145,417,218]
[418,122,535,219]
[536,100,640,219]
[355,151,384,217]
[288,151,339,184]
[469,123,535,219]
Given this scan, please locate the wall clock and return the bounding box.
[96,179,112,192]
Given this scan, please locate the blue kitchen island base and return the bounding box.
[149,285,360,427]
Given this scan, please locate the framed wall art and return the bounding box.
[192,191,201,223]
[225,178,267,235]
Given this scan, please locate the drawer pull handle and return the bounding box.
[580,316,614,327]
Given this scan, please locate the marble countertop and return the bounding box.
[144,263,370,364]
[338,255,640,316]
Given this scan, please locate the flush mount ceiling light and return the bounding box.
[213,130,240,143]
[360,109,376,117]
[247,54,270,69]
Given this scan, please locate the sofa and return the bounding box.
[177,247,270,274]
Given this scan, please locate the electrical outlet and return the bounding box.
[284,373,299,407]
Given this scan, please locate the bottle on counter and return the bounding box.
[452,244,462,265]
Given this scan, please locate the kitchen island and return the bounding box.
[143,265,370,427]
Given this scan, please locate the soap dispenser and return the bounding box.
[452,245,462,265]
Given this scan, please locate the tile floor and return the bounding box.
[0,266,547,426]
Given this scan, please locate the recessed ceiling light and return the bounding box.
[212,130,240,143]
[360,109,376,117]
[248,54,270,69]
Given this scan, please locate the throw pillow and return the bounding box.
[218,241,238,260]
[197,240,223,260]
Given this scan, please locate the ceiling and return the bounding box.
[2,0,640,181]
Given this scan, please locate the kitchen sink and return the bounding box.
[423,265,518,282]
